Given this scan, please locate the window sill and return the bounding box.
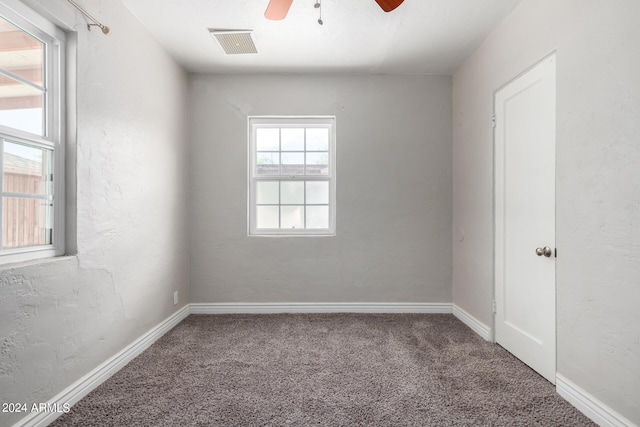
[0,253,77,271]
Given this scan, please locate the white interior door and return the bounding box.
[494,54,556,384]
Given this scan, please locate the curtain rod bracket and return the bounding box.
[67,0,111,35]
[88,23,111,35]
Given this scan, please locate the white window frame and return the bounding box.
[0,2,66,264]
[248,116,336,236]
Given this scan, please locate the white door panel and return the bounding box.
[495,54,556,383]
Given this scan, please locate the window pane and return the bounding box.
[306,181,329,205]
[256,181,279,204]
[306,206,329,229]
[256,206,279,229]
[256,152,279,175]
[250,118,334,235]
[3,141,51,195]
[0,77,44,135]
[281,152,304,175]
[306,152,329,176]
[2,196,52,248]
[256,128,279,151]
[281,128,304,151]
[306,128,329,151]
[281,181,304,205]
[0,17,44,87]
[281,205,303,229]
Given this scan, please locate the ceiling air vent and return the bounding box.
[209,29,258,55]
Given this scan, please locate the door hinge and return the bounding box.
[492,300,497,314]
[491,115,496,128]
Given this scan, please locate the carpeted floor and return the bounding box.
[51,314,594,426]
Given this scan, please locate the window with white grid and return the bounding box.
[249,117,336,236]
[0,3,66,264]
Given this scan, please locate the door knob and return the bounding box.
[535,246,553,257]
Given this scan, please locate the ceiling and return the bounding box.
[121,0,521,74]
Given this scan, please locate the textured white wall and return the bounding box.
[189,74,452,303]
[0,1,190,425]
[453,0,640,423]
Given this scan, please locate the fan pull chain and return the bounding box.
[314,0,323,25]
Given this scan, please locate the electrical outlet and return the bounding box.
[173,291,178,306]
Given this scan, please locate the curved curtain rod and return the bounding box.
[66,0,111,35]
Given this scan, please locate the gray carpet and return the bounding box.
[51,314,594,426]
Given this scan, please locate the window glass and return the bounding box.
[0,17,44,85]
[249,118,335,235]
[256,152,279,175]
[256,128,279,151]
[2,196,51,248]
[306,181,329,205]
[281,152,304,176]
[0,16,45,136]
[256,206,279,229]
[3,140,51,195]
[281,128,304,151]
[256,181,279,205]
[305,152,329,176]
[306,206,329,229]
[281,181,304,205]
[281,206,303,229]
[306,128,329,151]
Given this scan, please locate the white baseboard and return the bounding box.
[556,374,636,427]
[452,304,492,341]
[190,302,452,314]
[14,305,190,427]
